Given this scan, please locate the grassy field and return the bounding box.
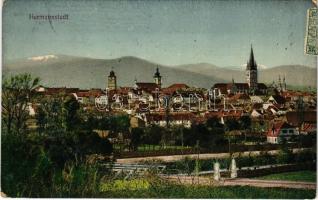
[256,170,316,182]
[99,183,316,198]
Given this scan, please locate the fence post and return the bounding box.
[230,158,237,178]
[213,162,220,181]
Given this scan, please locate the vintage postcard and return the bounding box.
[1,0,317,198]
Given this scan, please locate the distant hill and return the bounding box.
[172,63,246,82]
[173,63,316,87]
[3,55,226,89]
[259,65,316,87]
[3,55,316,89]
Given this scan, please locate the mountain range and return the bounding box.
[3,55,316,89]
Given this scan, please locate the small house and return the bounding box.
[267,121,298,144]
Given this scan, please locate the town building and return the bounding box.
[153,67,162,88]
[267,121,298,144]
[108,69,117,90]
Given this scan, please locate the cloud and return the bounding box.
[28,55,58,62]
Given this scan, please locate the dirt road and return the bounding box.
[222,178,316,190]
[162,175,316,190]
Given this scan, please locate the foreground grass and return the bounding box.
[257,170,316,182]
[99,182,316,199]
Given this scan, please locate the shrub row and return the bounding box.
[162,149,316,174]
[115,142,304,158]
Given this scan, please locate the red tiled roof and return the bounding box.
[302,123,316,133]
[167,83,190,89]
[76,92,90,97]
[282,91,314,98]
[136,82,159,90]
[213,83,249,94]
[212,83,228,94]
[113,87,132,95]
[161,88,175,95]
[161,83,190,95]
[44,87,79,95]
[286,111,317,126]
[76,88,104,98]
[229,93,250,101]
[267,121,296,137]
[204,110,243,120]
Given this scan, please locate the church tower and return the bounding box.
[153,67,162,88]
[246,45,258,92]
[108,69,117,90]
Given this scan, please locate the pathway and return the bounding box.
[116,148,309,164]
[161,175,316,190]
[222,178,316,190]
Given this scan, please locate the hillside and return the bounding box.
[3,55,316,89]
[3,55,225,89]
[173,63,316,87]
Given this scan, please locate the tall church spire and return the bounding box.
[246,44,258,92]
[247,45,257,70]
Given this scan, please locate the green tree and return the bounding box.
[108,115,130,137]
[205,117,226,147]
[206,117,223,129]
[36,94,67,135]
[239,116,251,130]
[145,125,163,146]
[225,118,240,131]
[130,127,144,151]
[63,95,81,131]
[239,115,252,142]
[2,74,40,133]
[36,94,82,134]
[183,127,197,146]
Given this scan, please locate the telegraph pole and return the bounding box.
[195,140,200,184]
[296,96,304,158]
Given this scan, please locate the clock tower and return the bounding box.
[108,69,117,90]
[153,67,162,88]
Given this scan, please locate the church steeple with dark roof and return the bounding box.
[153,66,162,88]
[108,67,117,90]
[246,45,258,92]
[247,45,257,70]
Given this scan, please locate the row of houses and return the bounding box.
[32,68,316,145]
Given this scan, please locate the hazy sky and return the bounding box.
[3,0,317,68]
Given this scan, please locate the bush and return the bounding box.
[276,148,294,164]
[100,179,150,192]
[253,152,274,166]
[1,128,112,197]
[51,162,101,198]
[294,149,316,163]
[236,153,254,168]
[165,157,195,174]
